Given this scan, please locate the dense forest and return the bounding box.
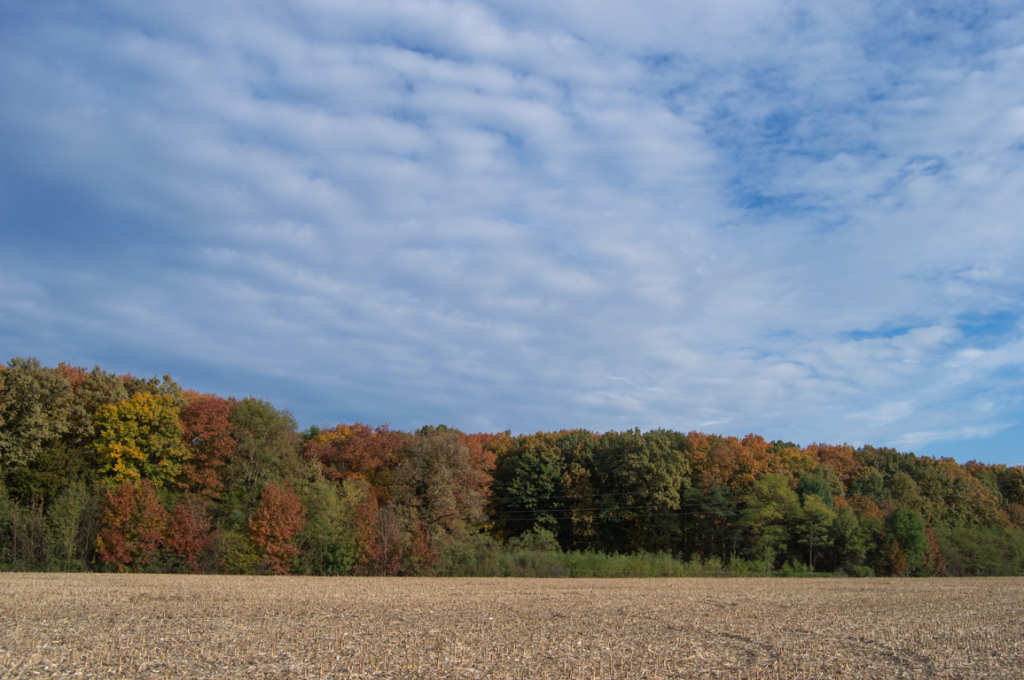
[1,357,1023,577]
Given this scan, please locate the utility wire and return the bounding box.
[489,499,746,516]
[488,490,664,503]
[492,508,751,524]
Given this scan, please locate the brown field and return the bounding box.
[1,574,1022,679]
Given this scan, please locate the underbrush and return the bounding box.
[433,531,779,578]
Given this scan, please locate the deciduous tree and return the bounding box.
[165,495,214,573]
[303,422,406,488]
[93,392,190,488]
[226,398,300,506]
[591,428,690,553]
[799,494,837,571]
[57,364,128,449]
[180,392,236,498]
[295,477,365,575]
[884,506,927,574]
[95,479,167,571]
[355,496,405,576]
[0,358,75,473]
[393,430,490,536]
[249,481,305,574]
[491,432,566,539]
[47,480,90,571]
[740,473,800,566]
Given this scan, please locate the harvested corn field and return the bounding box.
[1,574,1022,679]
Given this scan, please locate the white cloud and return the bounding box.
[2,0,1024,459]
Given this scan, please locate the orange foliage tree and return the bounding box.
[303,423,407,489]
[165,496,214,573]
[807,443,861,485]
[691,434,767,490]
[180,392,236,498]
[354,494,405,576]
[461,431,509,478]
[95,479,167,571]
[249,481,305,574]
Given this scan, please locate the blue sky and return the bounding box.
[2,0,1024,465]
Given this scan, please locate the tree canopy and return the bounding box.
[2,356,1023,577]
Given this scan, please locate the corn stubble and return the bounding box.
[1,574,1021,679]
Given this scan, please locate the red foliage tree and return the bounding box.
[920,527,947,576]
[848,493,885,523]
[883,539,909,576]
[165,495,214,573]
[96,480,167,572]
[303,423,408,491]
[56,363,89,388]
[354,495,405,576]
[1006,503,1024,529]
[401,521,436,575]
[249,481,305,574]
[180,392,236,498]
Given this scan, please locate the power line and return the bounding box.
[489,499,743,517]
[493,508,756,524]
[488,490,662,503]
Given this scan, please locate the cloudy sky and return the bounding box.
[2,0,1024,464]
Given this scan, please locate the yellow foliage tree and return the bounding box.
[94,392,190,487]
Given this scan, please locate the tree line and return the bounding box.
[2,357,1023,576]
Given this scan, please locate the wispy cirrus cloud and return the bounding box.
[2,0,1023,461]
